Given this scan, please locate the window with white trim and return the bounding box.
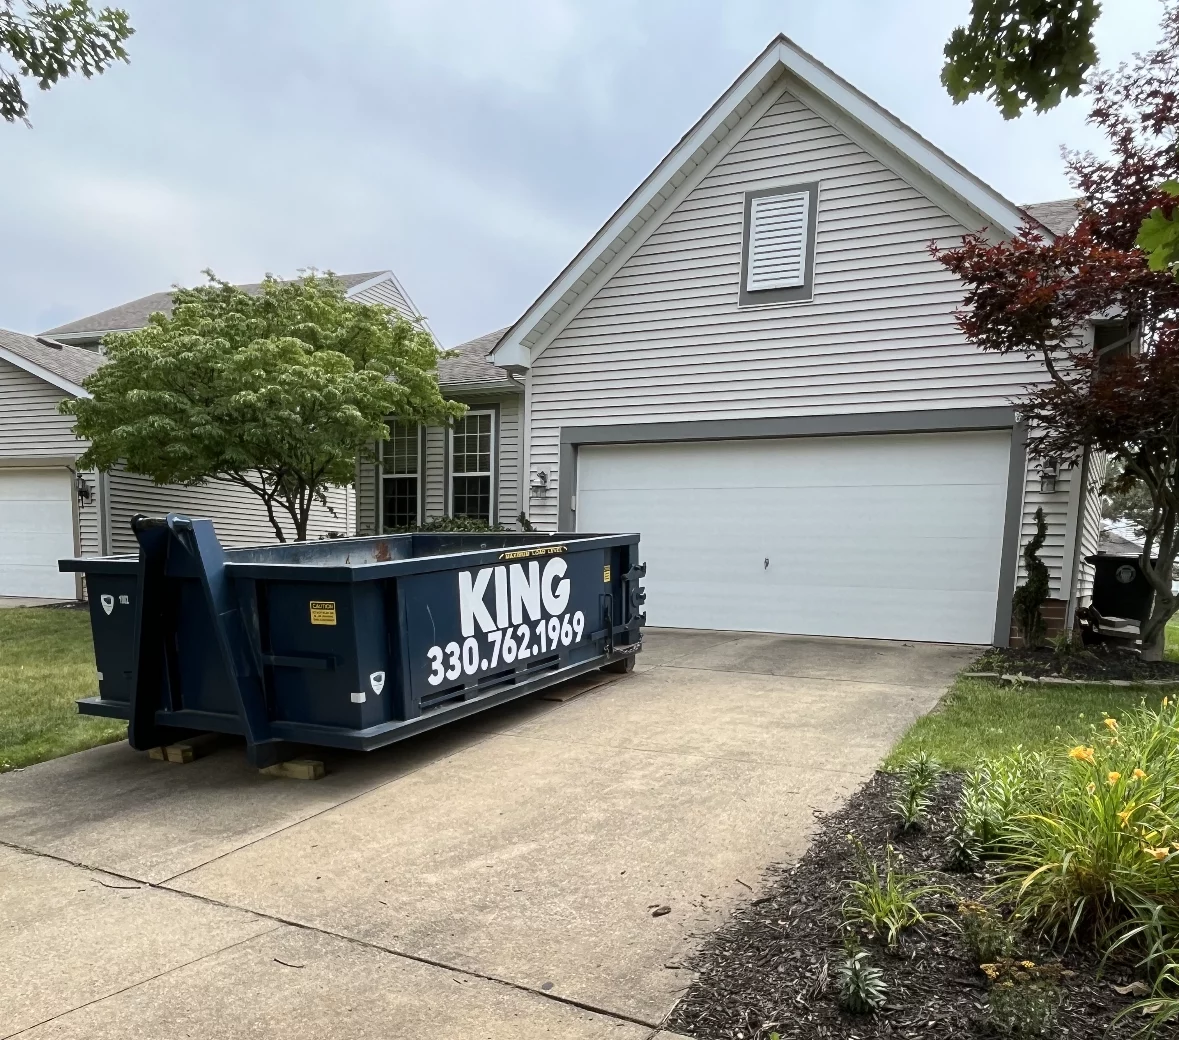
[739,182,818,306]
[450,410,494,522]
[380,420,420,530]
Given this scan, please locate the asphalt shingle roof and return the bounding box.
[437,327,515,389]
[1099,529,1144,556]
[0,327,103,388]
[41,271,386,339]
[1022,198,1082,236]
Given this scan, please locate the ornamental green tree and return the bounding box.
[1,1,132,125]
[942,0,1101,119]
[65,271,464,542]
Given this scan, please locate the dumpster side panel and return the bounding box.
[84,572,139,706]
[400,544,613,713]
[261,580,394,729]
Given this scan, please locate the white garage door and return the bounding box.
[576,431,1011,644]
[0,468,77,598]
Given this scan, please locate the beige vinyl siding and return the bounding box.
[77,473,100,557]
[349,277,416,319]
[106,468,351,555]
[527,86,1063,577]
[496,394,521,525]
[356,453,378,536]
[423,425,447,519]
[1017,463,1073,597]
[1076,450,1108,605]
[0,359,85,458]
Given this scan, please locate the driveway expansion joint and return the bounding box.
[0,838,666,1034]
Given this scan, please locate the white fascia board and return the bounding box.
[0,344,89,398]
[492,34,1030,371]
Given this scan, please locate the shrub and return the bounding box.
[842,837,952,947]
[834,948,888,1014]
[392,516,506,533]
[1048,631,1093,676]
[1011,508,1049,648]
[983,960,1065,1036]
[890,752,943,833]
[960,899,1018,963]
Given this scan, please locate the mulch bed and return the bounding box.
[666,772,1149,1039]
[977,644,1179,683]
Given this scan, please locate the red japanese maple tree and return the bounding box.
[935,6,1179,660]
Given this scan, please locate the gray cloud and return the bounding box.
[0,0,1164,346]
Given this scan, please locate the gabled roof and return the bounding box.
[491,33,1033,371]
[1022,198,1082,236]
[438,327,518,393]
[0,328,102,397]
[42,271,398,342]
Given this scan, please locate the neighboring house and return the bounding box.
[490,35,1109,647]
[355,327,524,534]
[0,271,412,598]
[1099,529,1144,556]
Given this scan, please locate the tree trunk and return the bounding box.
[1141,594,1175,662]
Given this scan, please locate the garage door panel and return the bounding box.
[578,436,1009,493]
[651,577,997,643]
[576,431,1010,644]
[0,468,77,598]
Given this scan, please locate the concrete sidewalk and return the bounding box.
[0,629,974,1038]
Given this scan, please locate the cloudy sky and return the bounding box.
[0,0,1166,346]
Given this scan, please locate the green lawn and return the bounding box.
[886,676,1159,771]
[0,606,125,772]
[888,618,1179,771]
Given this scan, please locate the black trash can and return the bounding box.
[62,515,645,767]
[1085,553,1156,625]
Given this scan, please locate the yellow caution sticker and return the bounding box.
[309,600,337,626]
[603,565,611,583]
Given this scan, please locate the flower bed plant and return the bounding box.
[667,698,1179,1038]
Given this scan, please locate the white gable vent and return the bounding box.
[746,191,810,292]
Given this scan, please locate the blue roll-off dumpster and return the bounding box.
[61,514,645,767]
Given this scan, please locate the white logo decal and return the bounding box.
[100,594,114,615]
[369,671,386,695]
[118,594,130,605]
[350,690,366,703]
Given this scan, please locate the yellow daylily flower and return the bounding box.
[1069,746,1096,764]
[1108,772,1122,785]
[1118,806,1136,826]
[1104,717,1119,732]
[1133,768,1148,781]
[1145,847,1170,862]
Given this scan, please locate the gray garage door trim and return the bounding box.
[559,407,1026,646]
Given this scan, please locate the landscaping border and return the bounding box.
[963,672,1179,688]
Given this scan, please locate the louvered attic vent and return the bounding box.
[745,191,810,291]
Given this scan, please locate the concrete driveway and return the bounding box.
[0,629,974,1039]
